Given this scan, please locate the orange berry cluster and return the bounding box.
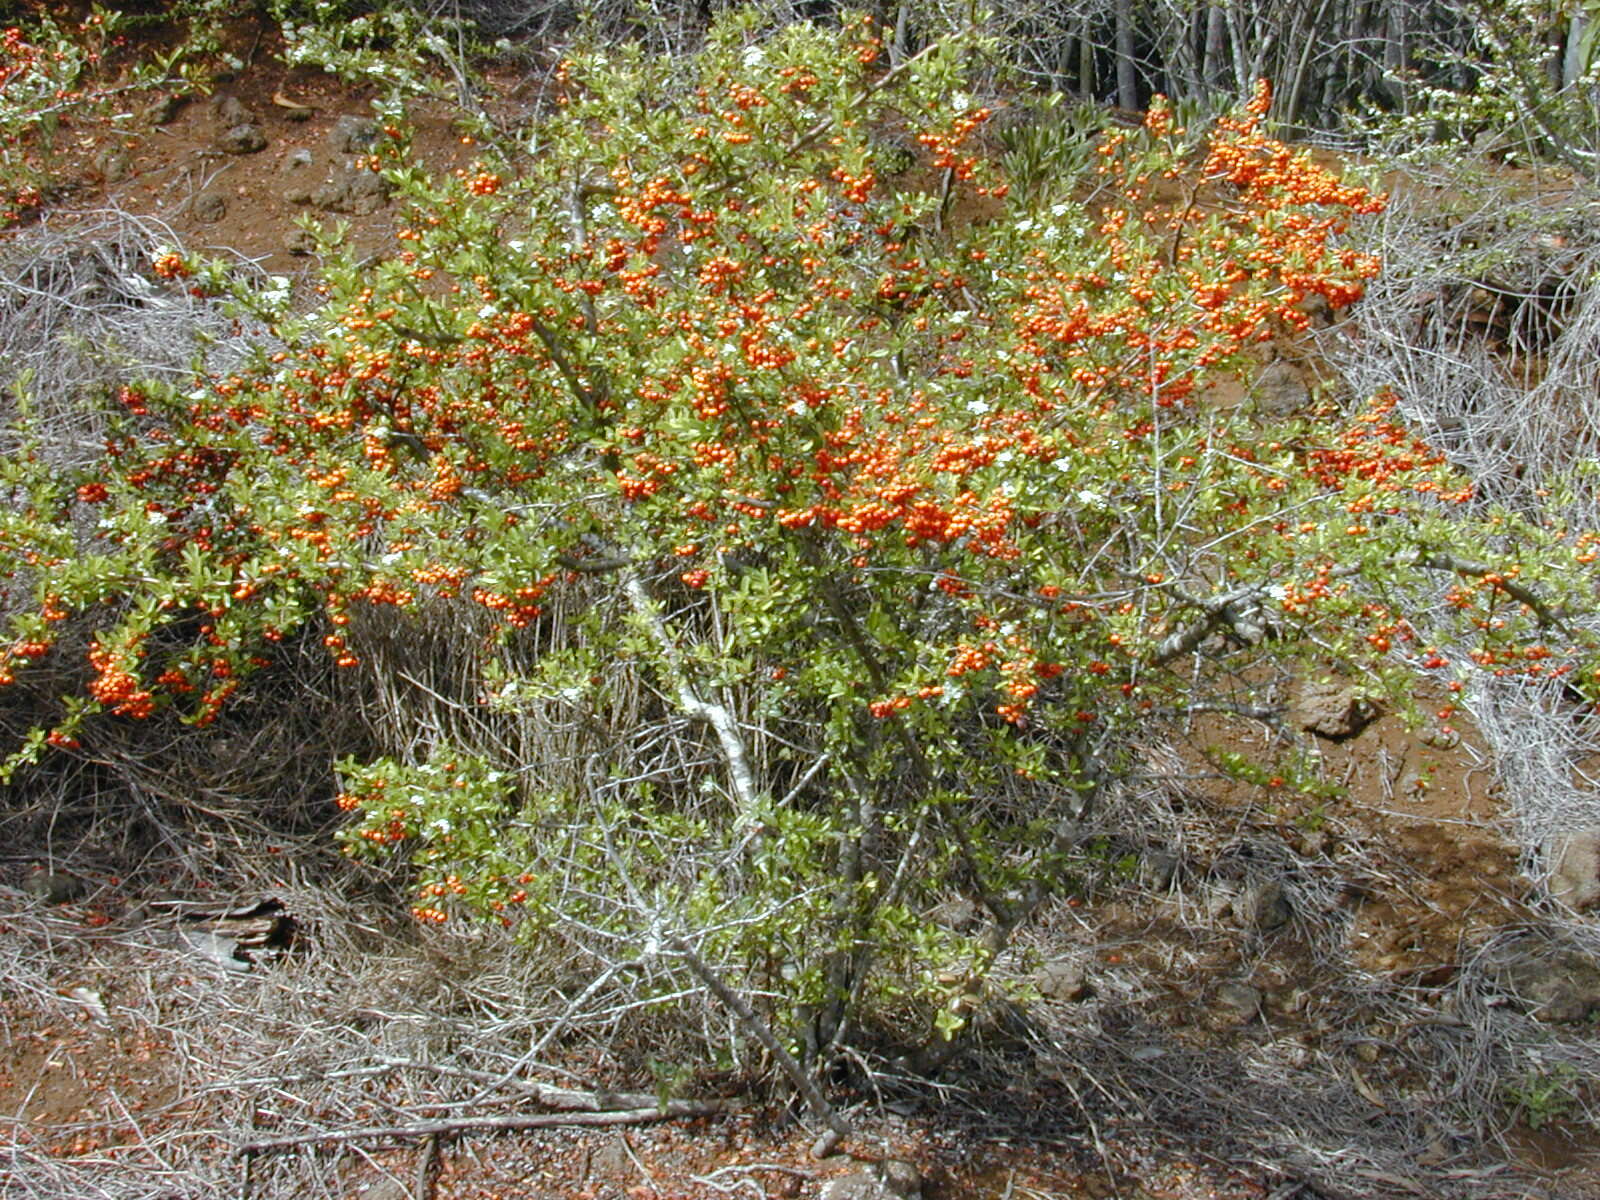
[86,639,154,719]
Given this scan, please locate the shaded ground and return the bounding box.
[6,694,1598,1198]
[0,884,1267,1199]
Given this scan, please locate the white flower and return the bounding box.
[967,400,990,415]
[742,45,765,69]
[478,303,497,319]
[1076,489,1108,508]
[1051,457,1074,473]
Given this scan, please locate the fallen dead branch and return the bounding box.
[233,1098,742,1157]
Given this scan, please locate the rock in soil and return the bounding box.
[1207,982,1262,1029]
[95,146,131,182]
[312,166,391,215]
[1298,292,1335,328]
[1252,358,1310,416]
[193,191,227,222]
[23,870,85,904]
[588,1133,633,1181]
[1238,878,1292,931]
[211,94,253,128]
[328,114,379,155]
[1293,678,1377,739]
[1035,958,1091,1002]
[281,149,317,205]
[1495,938,1600,1022]
[821,1159,921,1200]
[218,123,267,155]
[1546,828,1600,910]
[141,91,184,125]
[929,896,981,933]
[1140,849,1179,891]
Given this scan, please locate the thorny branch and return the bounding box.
[595,828,852,1157]
[1149,545,1573,668]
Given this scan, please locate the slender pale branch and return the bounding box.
[620,568,764,831]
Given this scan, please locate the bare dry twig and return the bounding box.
[234,1099,740,1157]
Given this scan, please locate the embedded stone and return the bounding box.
[141,92,184,125]
[95,146,132,182]
[193,191,227,222]
[1239,878,1292,931]
[211,94,253,128]
[1547,829,1600,910]
[1253,359,1310,416]
[311,166,390,214]
[218,123,267,155]
[1294,678,1376,739]
[929,897,980,933]
[821,1159,921,1200]
[328,114,378,155]
[23,870,84,905]
[1035,958,1091,1002]
[1496,941,1600,1023]
[1209,982,1262,1028]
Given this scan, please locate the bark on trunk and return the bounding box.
[1116,0,1139,110]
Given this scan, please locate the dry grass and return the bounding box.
[972,742,1597,1198]
[0,819,738,1200]
[1330,163,1600,855]
[0,208,278,468]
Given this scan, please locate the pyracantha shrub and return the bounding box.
[2,14,1595,1063]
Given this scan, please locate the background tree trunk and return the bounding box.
[1203,1,1227,94]
[1381,0,1408,110]
[1080,13,1098,99]
[1116,0,1140,108]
